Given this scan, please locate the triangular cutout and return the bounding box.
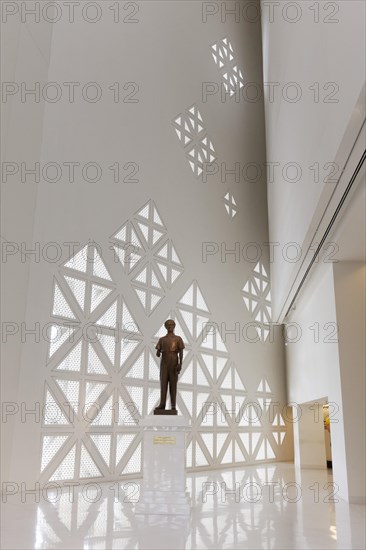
[148,351,160,381]
[125,351,144,379]
[80,444,102,478]
[41,435,69,472]
[64,276,85,311]
[120,339,140,368]
[222,443,233,464]
[153,206,164,227]
[55,379,79,414]
[49,444,76,481]
[156,242,168,260]
[53,283,76,319]
[180,360,193,384]
[235,440,246,462]
[116,434,136,465]
[196,392,210,420]
[137,221,149,245]
[90,284,112,312]
[196,286,209,312]
[121,301,140,334]
[95,300,117,328]
[99,334,115,364]
[234,369,246,391]
[180,390,193,417]
[114,223,127,242]
[47,323,77,358]
[179,284,194,307]
[92,249,112,281]
[44,388,69,425]
[201,433,214,459]
[266,439,276,459]
[196,363,210,386]
[55,341,82,372]
[85,382,108,410]
[64,246,87,273]
[150,292,164,312]
[91,394,113,426]
[147,388,160,414]
[135,288,147,308]
[89,434,111,467]
[122,442,142,474]
[239,433,250,454]
[221,369,232,390]
[87,345,108,375]
[125,386,144,416]
[195,440,209,467]
[136,202,150,220]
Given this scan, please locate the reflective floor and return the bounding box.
[1,463,365,549]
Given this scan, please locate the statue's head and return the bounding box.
[164,319,176,332]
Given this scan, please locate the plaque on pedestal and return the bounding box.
[135,415,191,516]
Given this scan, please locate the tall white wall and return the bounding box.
[5,1,292,488]
[1,13,53,482]
[333,262,366,503]
[261,0,366,319]
[285,262,348,498]
[286,261,366,502]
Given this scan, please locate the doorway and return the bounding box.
[323,403,333,469]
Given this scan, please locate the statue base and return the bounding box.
[154,408,178,415]
[135,415,191,516]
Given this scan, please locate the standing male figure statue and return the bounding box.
[154,319,185,413]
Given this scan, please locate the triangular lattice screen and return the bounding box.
[41,200,286,483]
[242,262,272,342]
[172,104,217,178]
[210,37,244,96]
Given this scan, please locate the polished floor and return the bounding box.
[1,463,365,549]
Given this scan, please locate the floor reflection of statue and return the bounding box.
[154,320,185,413]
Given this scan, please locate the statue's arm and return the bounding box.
[177,338,184,372]
[156,339,162,357]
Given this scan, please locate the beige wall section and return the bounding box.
[333,262,366,503]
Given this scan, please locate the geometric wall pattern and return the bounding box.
[223,192,238,218]
[110,200,184,315]
[242,262,272,342]
[41,201,285,483]
[210,37,244,97]
[172,104,217,178]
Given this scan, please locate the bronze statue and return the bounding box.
[154,319,184,414]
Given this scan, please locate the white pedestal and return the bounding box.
[135,415,191,516]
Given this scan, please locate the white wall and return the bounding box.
[293,402,326,469]
[286,261,366,502]
[4,1,292,488]
[261,0,366,319]
[1,13,53,482]
[285,262,348,498]
[333,262,366,503]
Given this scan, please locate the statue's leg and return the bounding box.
[169,365,178,410]
[157,363,168,408]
